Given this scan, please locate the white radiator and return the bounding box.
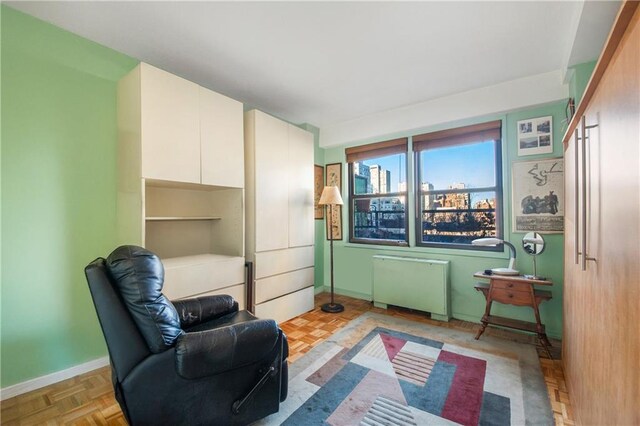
[372,255,450,321]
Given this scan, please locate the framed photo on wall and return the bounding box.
[512,157,564,233]
[325,162,342,240]
[314,165,324,220]
[517,116,553,156]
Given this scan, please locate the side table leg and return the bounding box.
[475,320,488,340]
[539,333,553,359]
[476,292,494,340]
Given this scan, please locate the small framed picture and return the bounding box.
[314,165,324,220]
[325,163,342,240]
[517,116,553,156]
[565,98,575,123]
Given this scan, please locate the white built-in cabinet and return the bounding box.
[245,110,315,323]
[117,63,246,307]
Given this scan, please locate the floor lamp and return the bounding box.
[319,185,344,313]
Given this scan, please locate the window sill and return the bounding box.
[338,241,510,260]
[349,238,408,248]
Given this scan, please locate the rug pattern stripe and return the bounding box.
[361,335,389,360]
[282,362,369,425]
[361,396,417,426]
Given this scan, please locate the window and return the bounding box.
[414,121,503,249]
[347,138,408,245]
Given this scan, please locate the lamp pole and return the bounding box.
[329,204,335,306]
[319,185,344,313]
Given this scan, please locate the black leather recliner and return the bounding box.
[84,245,288,425]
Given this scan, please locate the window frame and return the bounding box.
[347,139,409,247]
[413,122,504,251]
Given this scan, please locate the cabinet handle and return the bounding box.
[580,116,599,271]
[574,128,580,265]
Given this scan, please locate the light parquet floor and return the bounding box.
[1,293,574,425]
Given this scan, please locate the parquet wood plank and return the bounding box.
[0,293,574,425]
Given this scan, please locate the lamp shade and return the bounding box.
[471,237,503,247]
[318,186,344,206]
[472,237,518,275]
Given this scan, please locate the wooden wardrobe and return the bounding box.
[562,1,639,424]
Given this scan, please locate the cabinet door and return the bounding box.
[562,135,579,365]
[254,112,289,252]
[140,64,200,183]
[288,125,315,247]
[563,9,640,425]
[200,87,244,187]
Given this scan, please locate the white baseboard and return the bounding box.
[0,356,110,401]
[324,286,373,301]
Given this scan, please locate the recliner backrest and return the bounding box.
[106,245,183,353]
[85,258,150,382]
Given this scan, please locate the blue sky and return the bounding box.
[360,140,496,193]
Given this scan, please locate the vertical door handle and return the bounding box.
[574,128,580,265]
[580,116,599,271]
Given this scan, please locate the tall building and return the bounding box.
[370,165,391,194]
[433,183,470,210]
[421,182,435,210]
[353,162,371,192]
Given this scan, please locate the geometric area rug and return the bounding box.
[254,312,553,426]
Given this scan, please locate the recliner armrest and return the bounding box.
[175,319,280,379]
[172,295,238,328]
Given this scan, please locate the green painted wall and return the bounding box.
[1,6,138,387]
[569,61,597,106]
[321,101,567,338]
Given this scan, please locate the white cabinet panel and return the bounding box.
[185,284,246,311]
[255,267,314,304]
[140,63,200,184]
[162,254,245,300]
[245,109,315,323]
[254,111,290,252]
[200,87,244,188]
[254,246,314,279]
[118,63,246,312]
[288,124,315,247]
[254,286,315,324]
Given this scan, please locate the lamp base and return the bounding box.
[524,274,546,281]
[491,267,520,276]
[321,302,344,313]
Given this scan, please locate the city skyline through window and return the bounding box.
[354,154,407,194]
[416,136,502,247]
[349,149,408,245]
[347,126,501,248]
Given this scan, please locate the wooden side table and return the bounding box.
[473,272,553,349]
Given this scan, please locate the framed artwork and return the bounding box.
[314,165,324,220]
[325,162,342,240]
[512,157,564,233]
[565,98,575,123]
[517,116,553,156]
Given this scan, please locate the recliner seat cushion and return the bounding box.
[106,245,183,353]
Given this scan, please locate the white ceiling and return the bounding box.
[7,1,619,138]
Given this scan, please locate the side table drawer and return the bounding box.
[491,288,533,306]
[492,280,530,292]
